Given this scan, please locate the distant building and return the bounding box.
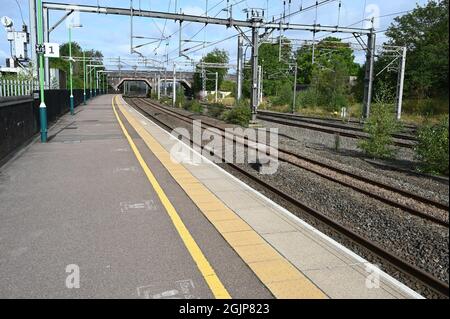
[0,58,21,75]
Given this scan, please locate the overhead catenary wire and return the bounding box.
[166,0,247,61]
[167,0,337,63]
[268,0,337,23]
[13,0,26,25]
[121,0,403,71]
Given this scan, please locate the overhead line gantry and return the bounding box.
[33,1,376,138]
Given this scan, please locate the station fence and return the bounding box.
[0,79,39,97]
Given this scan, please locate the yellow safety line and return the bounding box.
[115,96,327,299]
[111,96,231,299]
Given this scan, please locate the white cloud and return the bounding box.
[182,6,205,16]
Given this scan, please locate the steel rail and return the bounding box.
[126,97,449,298]
[135,98,449,226]
[256,114,416,148]
[258,110,418,131]
[257,110,418,142]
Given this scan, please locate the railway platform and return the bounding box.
[0,94,422,299]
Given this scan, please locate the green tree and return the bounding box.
[193,49,229,94]
[259,38,292,97]
[311,59,351,111]
[295,37,359,85]
[242,37,293,99]
[293,37,358,111]
[220,80,236,96]
[384,0,449,99]
[359,86,403,158]
[49,42,103,89]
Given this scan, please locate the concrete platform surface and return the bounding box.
[0,95,271,299]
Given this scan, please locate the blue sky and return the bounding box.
[0,0,429,69]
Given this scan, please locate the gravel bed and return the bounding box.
[260,119,449,204]
[136,99,448,207]
[232,160,449,282]
[218,162,446,298]
[128,98,449,296]
[136,99,448,208]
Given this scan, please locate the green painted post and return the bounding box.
[37,0,47,142]
[83,51,86,105]
[89,65,92,99]
[69,26,74,115]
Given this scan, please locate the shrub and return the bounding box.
[403,98,449,116]
[183,100,204,114]
[221,97,235,106]
[159,96,172,106]
[296,89,317,109]
[222,106,251,127]
[271,82,293,107]
[207,103,225,118]
[359,101,402,159]
[415,116,449,175]
[220,80,235,94]
[176,88,186,108]
[236,98,250,107]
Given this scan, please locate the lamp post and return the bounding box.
[83,51,86,104]
[88,65,93,98]
[97,71,107,95]
[37,0,47,142]
[87,64,102,98]
[103,73,107,94]
[68,23,82,115]
[94,68,97,96]
[96,70,99,96]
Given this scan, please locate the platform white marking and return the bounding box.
[137,279,197,299]
[113,167,138,173]
[120,200,157,213]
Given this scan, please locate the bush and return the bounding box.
[403,98,449,116]
[183,100,204,114]
[221,97,235,106]
[296,89,317,109]
[159,96,172,106]
[271,82,293,106]
[222,106,251,127]
[359,101,402,159]
[207,103,225,118]
[176,88,186,108]
[220,80,236,97]
[415,116,449,175]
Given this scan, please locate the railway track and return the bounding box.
[258,109,418,132]
[134,98,448,227]
[256,110,417,148]
[125,97,449,297]
[259,109,416,126]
